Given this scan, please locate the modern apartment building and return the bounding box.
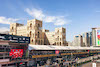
[82,32,92,47]
[73,35,83,46]
[73,32,92,47]
[88,32,92,46]
[92,27,100,46]
[10,19,67,46]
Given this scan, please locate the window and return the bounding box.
[36,40,37,44]
[38,24,40,27]
[57,42,59,45]
[63,36,65,39]
[63,42,64,44]
[38,24,41,30]
[30,23,32,29]
[30,31,32,37]
[58,36,59,41]
[60,42,61,45]
[32,39,33,43]
[41,40,42,45]
[63,29,65,33]
[33,34,34,37]
[57,30,59,33]
[11,27,14,32]
[38,32,39,38]
[39,40,40,45]
[35,34,37,38]
[60,38,61,41]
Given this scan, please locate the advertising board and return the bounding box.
[96,30,100,46]
[9,49,23,58]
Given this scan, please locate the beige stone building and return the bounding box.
[10,19,67,46]
[43,27,66,46]
[10,19,44,45]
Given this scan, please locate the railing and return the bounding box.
[31,51,100,58]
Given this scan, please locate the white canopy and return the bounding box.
[28,44,100,50]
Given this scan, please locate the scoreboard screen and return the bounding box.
[0,34,30,43]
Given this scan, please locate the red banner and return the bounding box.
[9,49,23,58]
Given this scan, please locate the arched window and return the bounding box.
[58,36,59,41]
[60,38,61,41]
[33,34,34,37]
[57,42,58,45]
[39,40,40,45]
[37,24,40,30]
[12,27,14,32]
[60,42,61,45]
[36,40,37,45]
[38,24,40,27]
[30,23,32,29]
[63,42,64,44]
[57,30,59,33]
[30,31,32,37]
[32,39,33,43]
[63,29,65,33]
[38,32,39,38]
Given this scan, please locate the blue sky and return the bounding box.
[0,0,100,41]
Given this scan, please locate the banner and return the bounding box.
[96,30,100,46]
[9,49,23,58]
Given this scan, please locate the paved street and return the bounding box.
[80,62,100,67]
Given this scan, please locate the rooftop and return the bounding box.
[29,44,100,50]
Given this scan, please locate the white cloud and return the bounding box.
[54,18,66,25]
[44,16,56,22]
[0,16,19,24]
[0,27,9,33]
[25,8,71,25]
[25,8,45,20]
